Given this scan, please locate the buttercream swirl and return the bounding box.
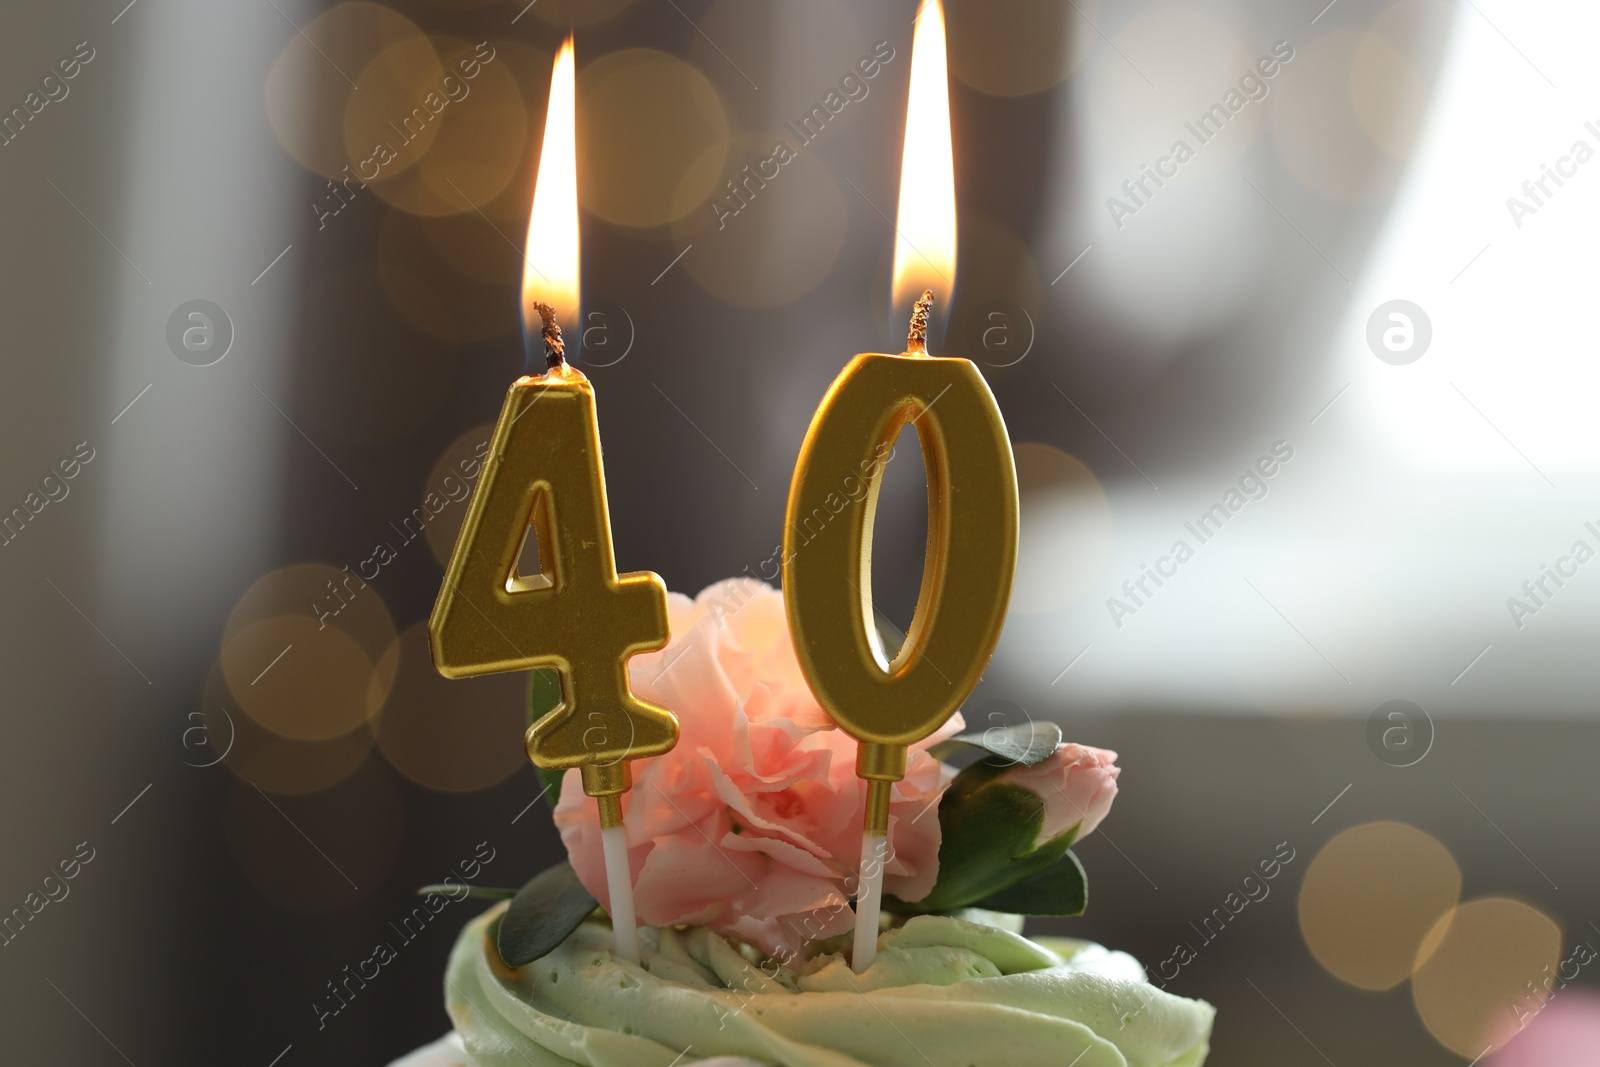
[438,906,1213,1066]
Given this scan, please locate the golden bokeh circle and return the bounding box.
[670,136,847,308]
[947,0,1096,97]
[377,208,519,342]
[264,2,427,180]
[424,423,495,567]
[224,754,403,913]
[224,562,397,667]
[221,562,398,742]
[363,38,528,216]
[1413,897,1563,1058]
[1011,444,1113,616]
[222,615,379,742]
[577,49,729,227]
[201,660,373,795]
[472,39,554,225]
[375,623,529,792]
[1298,820,1462,990]
[342,35,446,181]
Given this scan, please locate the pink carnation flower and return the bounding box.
[553,578,959,955]
[1000,742,1120,846]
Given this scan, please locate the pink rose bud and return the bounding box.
[1001,743,1120,847]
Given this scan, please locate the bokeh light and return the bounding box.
[341,33,446,182]
[471,39,554,224]
[1413,897,1564,1058]
[221,563,398,742]
[222,615,378,742]
[223,562,398,664]
[371,37,529,216]
[1298,820,1462,990]
[201,660,373,795]
[577,49,729,227]
[264,2,427,180]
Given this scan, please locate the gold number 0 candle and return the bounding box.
[427,39,673,966]
[784,0,1018,972]
[783,294,1018,972]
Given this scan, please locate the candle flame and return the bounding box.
[523,37,580,346]
[891,0,957,320]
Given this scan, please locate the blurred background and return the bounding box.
[2,0,1597,1063]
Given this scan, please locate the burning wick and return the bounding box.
[531,300,566,369]
[906,288,934,355]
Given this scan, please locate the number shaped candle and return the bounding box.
[430,308,675,965]
[428,39,672,965]
[428,316,678,784]
[784,0,1019,972]
[784,292,1018,971]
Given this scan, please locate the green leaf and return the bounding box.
[972,850,1087,916]
[416,884,519,901]
[497,862,599,968]
[528,668,565,807]
[885,755,1086,916]
[930,721,1062,767]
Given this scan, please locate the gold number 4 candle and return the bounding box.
[428,313,678,797]
[427,39,671,966]
[428,306,676,967]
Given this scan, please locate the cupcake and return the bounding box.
[393,581,1214,1066]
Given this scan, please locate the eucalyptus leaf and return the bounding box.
[416,884,518,901]
[972,850,1087,916]
[527,668,565,808]
[496,862,598,968]
[930,721,1062,767]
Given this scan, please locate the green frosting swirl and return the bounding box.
[442,906,1213,1067]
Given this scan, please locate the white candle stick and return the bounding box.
[853,830,887,972]
[600,819,640,964]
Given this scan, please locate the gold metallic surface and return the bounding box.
[862,778,893,837]
[429,367,678,793]
[594,791,624,830]
[782,348,1019,786]
[856,741,907,783]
